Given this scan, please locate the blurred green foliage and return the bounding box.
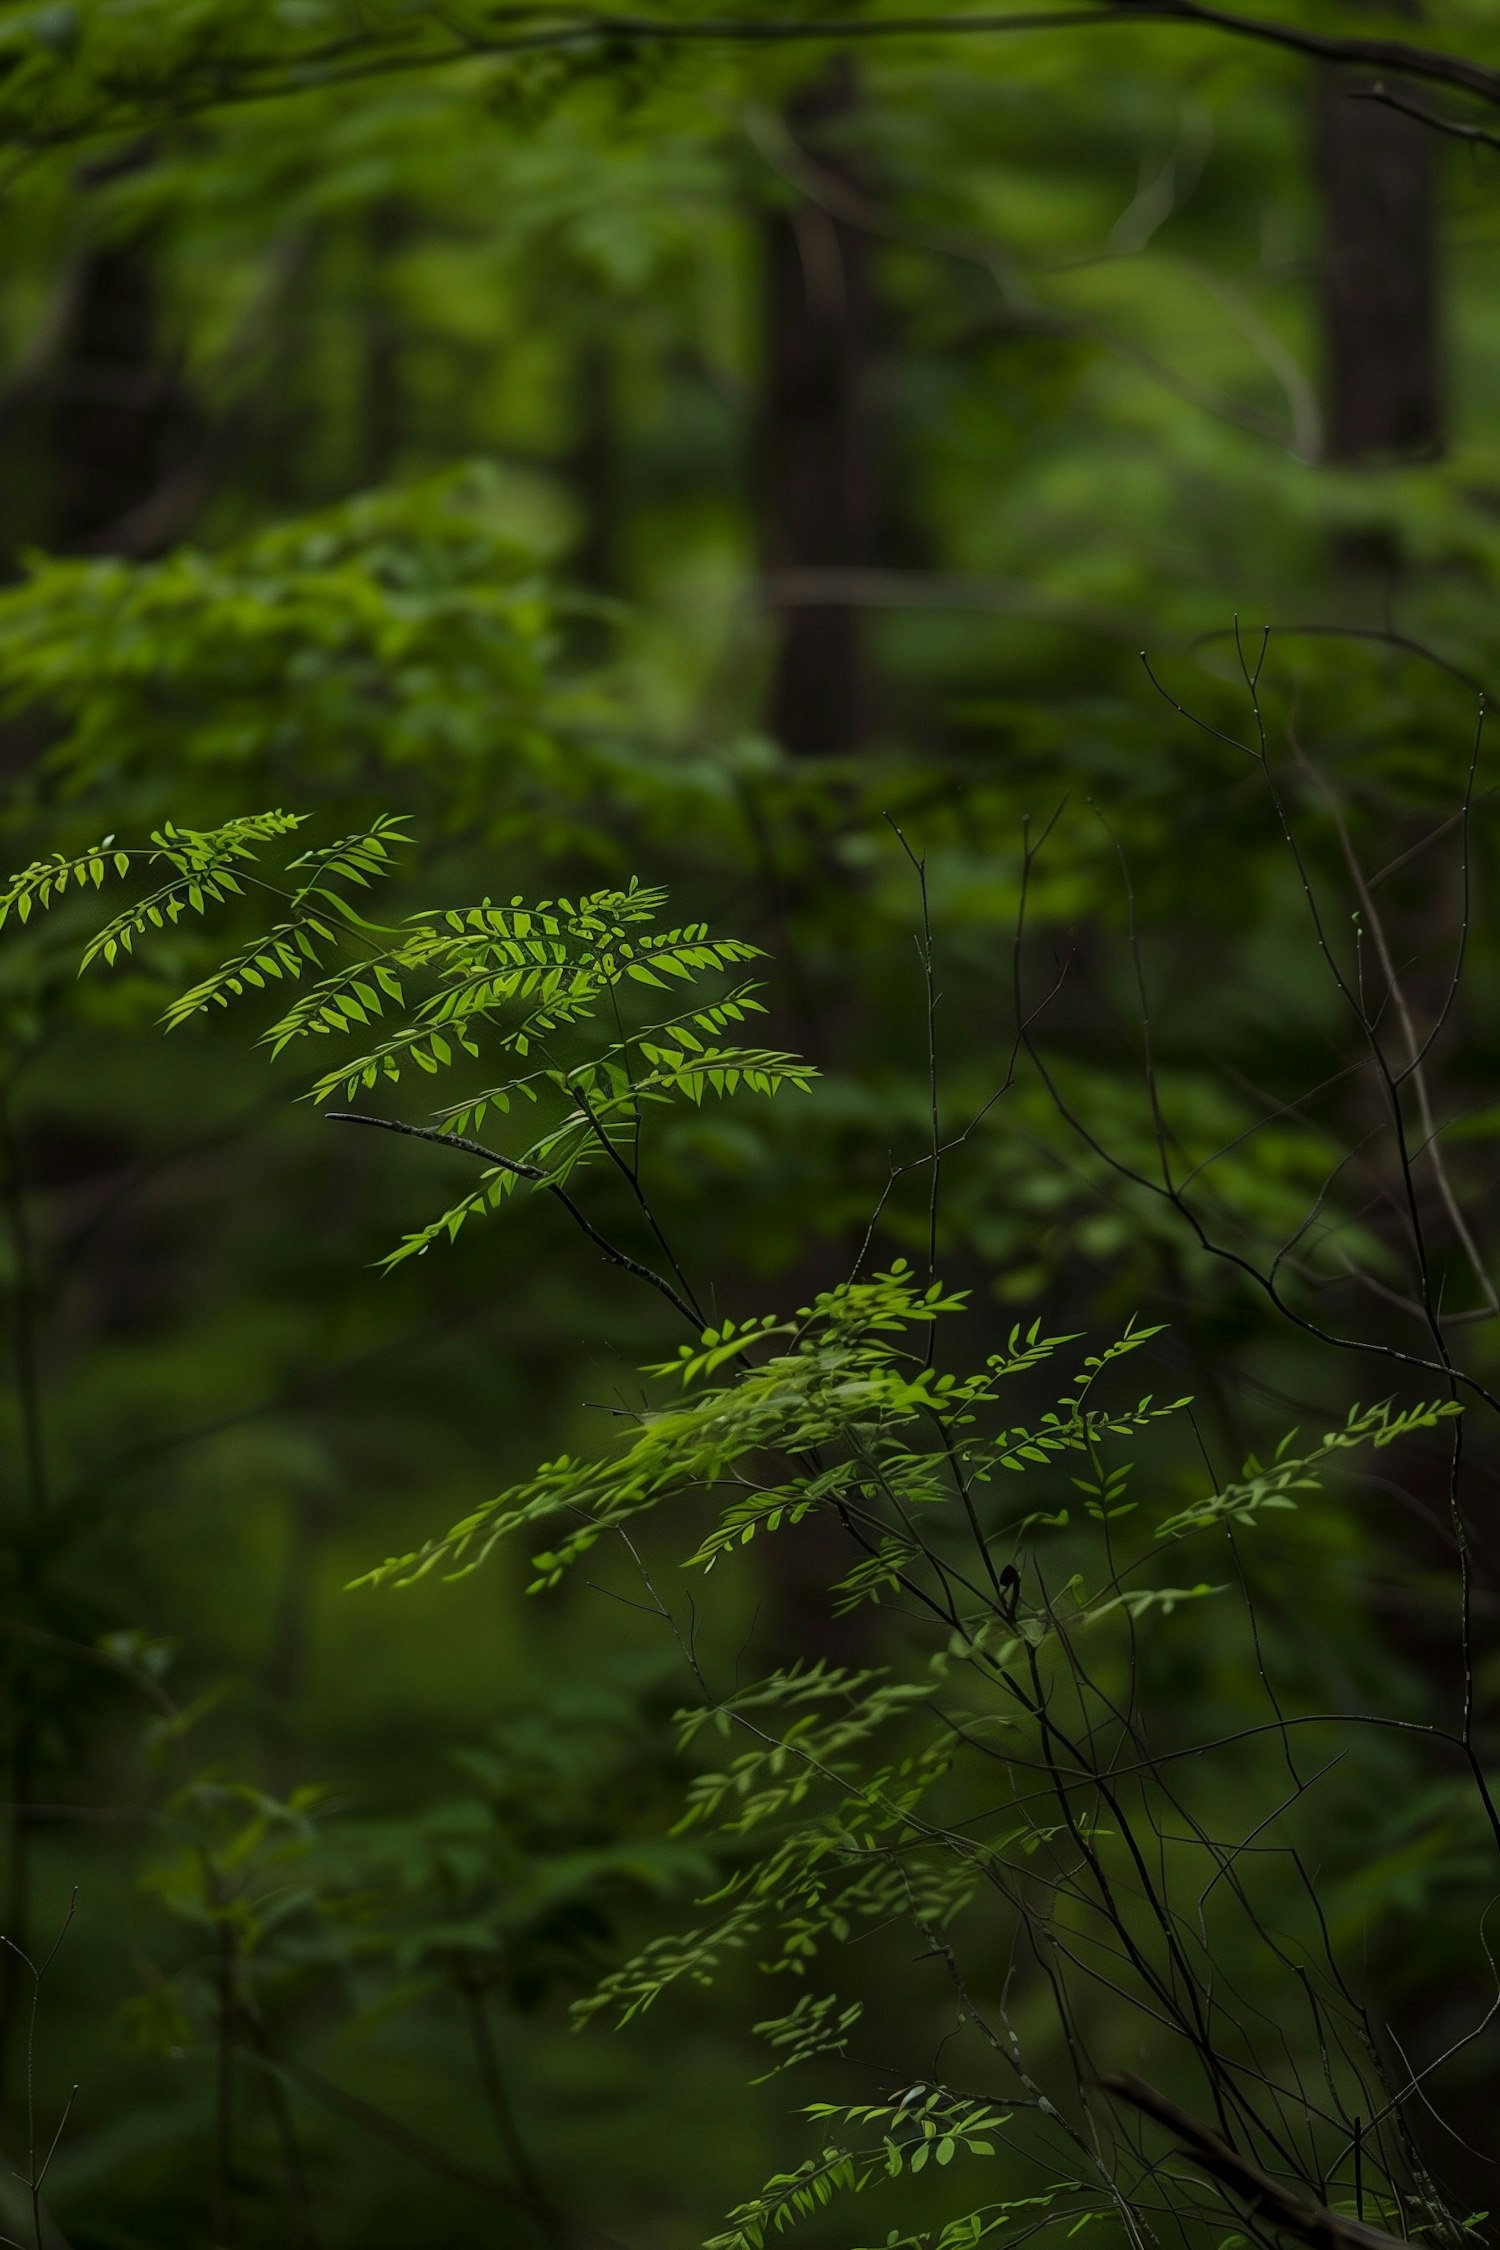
[4,4,1500,2246]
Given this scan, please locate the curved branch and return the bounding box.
[9,4,1500,160]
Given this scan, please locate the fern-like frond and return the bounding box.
[156,823,407,1029]
[284,815,411,903]
[0,811,306,952]
[1156,1396,1462,1538]
[161,913,339,1031]
[0,838,131,929]
[260,952,409,1053]
[76,813,310,971]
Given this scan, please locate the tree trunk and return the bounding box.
[0,212,194,2133]
[759,58,875,759]
[1315,55,1442,464]
[46,238,199,553]
[570,332,619,597]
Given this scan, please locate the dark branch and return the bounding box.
[1348,80,1500,155]
[1101,2074,1416,2250]
[10,3,1500,160]
[326,1110,701,1329]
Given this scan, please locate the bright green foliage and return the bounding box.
[1156,1397,1465,1537]
[0,810,306,941]
[866,2189,1104,2250]
[160,816,413,1028]
[5,777,1479,2244]
[6,813,816,1284]
[345,1241,1464,2239]
[357,1266,970,1587]
[706,2092,1017,2250]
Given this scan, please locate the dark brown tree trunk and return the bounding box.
[759,59,874,759]
[570,333,618,597]
[1315,55,1442,464]
[46,238,200,554]
[1314,47,1487,2207]
[0,224,195,566]
[0,215,194,2133]
[363,203,407,487]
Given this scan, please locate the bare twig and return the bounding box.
[0,1891,77,2250]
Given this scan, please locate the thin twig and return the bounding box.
[325,1112,701,1329]
[1349,81,1500,155]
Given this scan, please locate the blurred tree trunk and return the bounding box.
[571,332,619,597]
[1315,22,1443,464]
[46,239,199,553]
[753,72,879,1643]
[363,202,407,486]
[1315,35,1492,2204]
[0,210,195,2133]
[759,58,875,759]
[0,210,198,565]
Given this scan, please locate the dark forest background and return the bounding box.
[4,6,1500,2247]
